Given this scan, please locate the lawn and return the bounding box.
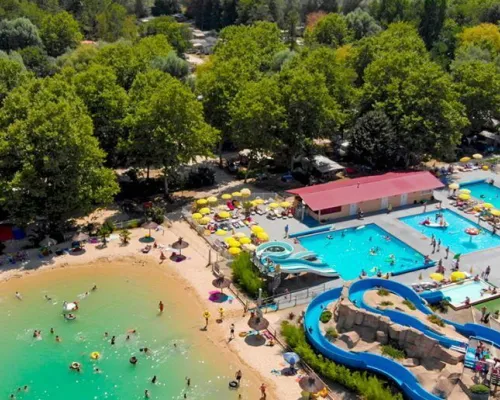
[475,297,500,313]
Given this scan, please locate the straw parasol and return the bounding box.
[458,193,471,201]
[251,225,264,233]
[257,232,269,241]
[460,157,471,163]
[141,221,158,238]
[72,232,90,242]
[197,198,208,206]
[243,243,256,252]
[234,232,246,238]
[41,236,57,247]
[171,238,189,255]
[299,376,325,394]
[221,193,232,200]
[192,213,202,220]
[448,183,460,190]
[248,315,269,331]
[473,153,483,160]
[228,247,241,255]
[269,202,279,209]
[240,188,251,197]
[430,273,444,282]
[207,196,218,204]
[212,275,231,293]
[451,271,466,282]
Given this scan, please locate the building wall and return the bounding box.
[306,191,434,222]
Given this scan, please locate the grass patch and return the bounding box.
[430,301,449,314]
[231,252,265,297]
[377,289,390,297]
[320,310,333,323]
[325,327,338,340]
[281,322,403,400]
[427,314,446,327]
[381,345,406,360]
[470,384,489,394]
[380,301,394,306]
[402,300,416,310]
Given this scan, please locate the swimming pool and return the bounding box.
[400,209,500,254]
[461,180,500,208]
[297,224,428,280]
[440,280,495,308]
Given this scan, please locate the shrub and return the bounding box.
[119,229,131,245]
[402,300,416,310]
[102,219,115,233]
[427,314,446,327]
[430,301,449,313]
[288,312,296,320]
[377,289,390,296]
[231,252,264,297]
[380,301,394,306]
[281,322,403,400]
[470,384,489,394]
[146,206,165,224]
[126,219,141,229]
[381,345,406,359]
[320,310,333,323]
[326,327,338,340]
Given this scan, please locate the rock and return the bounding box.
[339,331,360,349]
[402,358,420,367]
[363,313,380,329]
[435,348,464,365]
[439,365,462,383]
[432,377,454,399]
[388,324,404,341]
[404,328,421,345]
[354,311,364,325]
[359,326,376,342]
[405,344,420,358]
[376,330,388,345]
[378,316,391,332]
[343,311,356,330]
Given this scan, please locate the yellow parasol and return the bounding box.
[460,157,471,163]
[240,188,251,197]
[430,273,444,282]
[458,193,470,201]
[221,193,232,200]
[197,198,208,206]
[491,209,500,217]
[256,232,269,241]
[232,191,242,197]
[472,154,483,160]
[251,225,264,233]
[269,202,279,209]
[483,165,489,171]
[448,183,459,190]
[192,213,203,220]
[254,198,265,205]
[207,196,218,204]
[218,211,231,219]
[215,229,228,236]
[239,237,251,244]
[233,232,246,238]
[450,271,466,282]
[228,239,241,248]
[199,207,211,215]
[198,217,210,225]
[228,247,241,255]
[459,188,471,194]
[280,201,291,208]
[482,203,494,209]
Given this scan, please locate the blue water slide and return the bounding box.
[304,289,442,400]
[276,258,338,277]
[420,290,446,304]
[256,241,294,259]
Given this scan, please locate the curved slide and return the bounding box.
[275,258,338,277]
[304,279,500,400]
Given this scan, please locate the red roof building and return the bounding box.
[288,172,443,221]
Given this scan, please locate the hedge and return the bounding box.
[281,322,403,400]
[231,252,265,297]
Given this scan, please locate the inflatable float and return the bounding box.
[63,301,78,313]
[64,313,76,320]
[70,362,81,370]
[90,351,100,360]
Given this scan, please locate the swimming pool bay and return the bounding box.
[440,280,491,307]
[461,180,500,208]
[298,224,427,280]
[400,209,500,255]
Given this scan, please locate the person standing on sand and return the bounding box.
[15,292,22,300]
[236,370,242,386]
[159,301,164,313]
[229,324,235,340]
[284,224,289,238]
[445,246,450,259]
[203,311,210,330]
[260,383,267,399]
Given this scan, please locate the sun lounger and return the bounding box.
[256,206,265,215]
[141,245,152,253]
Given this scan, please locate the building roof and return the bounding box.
[287,171,444,211]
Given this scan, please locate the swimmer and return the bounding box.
[369,236,372,242]
[145,389,150,398]
[151,375,157,384]
[186,377,191,386]
[384,235,391,241]
[327,235,333,240]
[94,367,101,373]
[111,336,116,345]
[130,356,138,365]
[56,335,61,342]
[360,269,367,277]
[104,332,108,338]
[23,386,28,392]
[341,230,345,237]
[15,291,22,300]
[127,329,137,334]
[44,294,52,301]
[126,335,130,341]
[91,284,97,291]
[50,328,54,334]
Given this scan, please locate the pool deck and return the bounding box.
[264,169,500,309]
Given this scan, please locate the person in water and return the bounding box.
[159,301,164,313]
[327,234,333,240]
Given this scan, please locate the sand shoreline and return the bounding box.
[0,221,305,399]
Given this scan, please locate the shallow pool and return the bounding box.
[440,280,493,307]
[461,180,500,208]
[297,224,427,280]
[400,209,500,255]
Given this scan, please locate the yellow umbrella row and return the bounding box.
[450,271,466,282]
[251,225,264,233]
[199,207,211,215]
[197,198,208,206]
[491,209,500,217]
[218,211,231,219]
[221,193,232,200]
[458,193,471,201]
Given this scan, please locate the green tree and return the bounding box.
[348,110,399,168]
[305,13,353,48]
[152,0,181,15]
[230,77,285,181]
[126,71,219,194]
[419,0,447,49]
[73,64,129,165]
[97,3,137,42]
[0,77,119,227]
[0,57,28,105]
[458,23,500,55]
[57,42,99,72]
[141,16,192,55]
[18,46,55,77]
[369,0,417,26]
[346,9,382,40]
[452,61,500,133]
[40,11,83,57]
[0,18,42,51]
[151,51,189,79]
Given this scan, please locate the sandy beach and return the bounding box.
[0,220,306,400]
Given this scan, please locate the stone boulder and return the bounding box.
[359,326,376,342]
[354,311,364,326]
[402,358,420,367]
[388,324,404,341]
[377,316,392,333]
[376,330,388,345]
[432,347,464,365]
[339,331,360,349]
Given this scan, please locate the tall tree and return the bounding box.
[0,57,28,106]
[419,0,447,49]
[126,70,219,194]
[0,77,118,227]
[97,3,137,42]
[345,8,382,40]
[18,46,55,77]
[152,0,180,15]
[40,11,83,57]
[458,23,500,55]
[305,13,353,48]
[141,16,192,55]
[0,18,42,51]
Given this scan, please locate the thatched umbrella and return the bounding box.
[40,236,57,247]
[247,315,269,331]
[72,232,89,242]
[299,376,325,394]
[171,237,189,255]
[142,221,158,237]
[212,276,231,293]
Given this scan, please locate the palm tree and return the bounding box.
[98,226,111,247]
[119,229,131,245]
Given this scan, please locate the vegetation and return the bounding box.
[119,229,131,245]
[281,322,403,400]
[430,301,450,313]
[381,344,406,360]
[427,314,446,327]
[377,289,390,297]
[325,327,338,339]
[403,300,417,310]
[231,252,265,297]
[380,301,394,306]
[320,310,333,323]
[470,384,490,394]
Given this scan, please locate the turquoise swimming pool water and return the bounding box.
[440,280,492,307]
[297,224,427,280]
[400,209,500,255]
[461,180,500,208]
